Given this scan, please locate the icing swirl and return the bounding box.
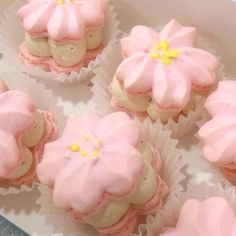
[116,19,220,110]
[18,0,108,41]
[0,82,35,178]
[37,112,144,216]
[199,81,236,165]
[160,198,236,236]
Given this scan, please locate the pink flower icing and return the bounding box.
[0,82,35,178]
[198,81,236,165]
[37,112,145,217]
[18,0,108,41]
[160,197,236,236]
[116,19,220,110]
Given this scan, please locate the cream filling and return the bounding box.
[147,90,205,122]
[22,110,45,148]
[25,33,51,57]
[7,146,33,179]
[86,141,156,228]
[49,38,87,67]
[86,28,103,50]
[111,77,151,112]
[25,28,103,67]
[147,102,180,123]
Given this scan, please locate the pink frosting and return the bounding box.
[0,81,36,178]
[115,19,220,110]
[37,112,145,217]
[18,0,108,41]
[12,110,57,185]
[198,81,236,165]
[160,197,236,236]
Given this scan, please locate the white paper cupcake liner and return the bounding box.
[91,35,224,139]
[134,182,236,236]
[36,118,186,236]
[0,0,121,84]
[0,71,66,195]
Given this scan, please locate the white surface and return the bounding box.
[0,0,235,235]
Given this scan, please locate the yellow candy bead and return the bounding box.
[150,52,160,60]
[165,50,178,58]
[154,44,161,50]
[57,0,64,5]
[84,135,91,141]
[162,58,171,65]
[93,148,100,158]
[69,144,80,152]
[160,40,169,51]
[81,151,88,157]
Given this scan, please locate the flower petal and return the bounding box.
[198,115,236,164]
[63,112,101,137]
[204,81,236,117]
[95,112,140,145]
[18,0,55,34]
[176,47,219,90]
[121,25,160,57]
[115,52,155,93]
[0,91,35,135]
[52,158,104,214]
[0,130,21,178]
[160,19,197,48]
[101,142,144,195]
[152,63,191,110]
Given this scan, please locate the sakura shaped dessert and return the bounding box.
[110,19,220,123]
[17,0,108,74]
[160,197,236,236]
[37,112,168,236]
[199,80,236,182]
[0,80,56,188]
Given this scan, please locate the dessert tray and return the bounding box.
[1,0,236,235]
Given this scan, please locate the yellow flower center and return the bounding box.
[150,40,178,65]
[57,0,75,5]
[69,135,101,158]
[69,144,80,152]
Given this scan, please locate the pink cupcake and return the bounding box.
[17,0,108,75]
[0,80,57,189]
[160,197,236,236]
[135,184,236,236]
[37,112,168,236]
[198,80,236,182]
[110,19,220,123]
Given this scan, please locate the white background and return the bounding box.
[0,0,236,235]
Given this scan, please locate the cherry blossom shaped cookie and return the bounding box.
[160,197,236,236]
[0,80,57,188]
[199,80,236,182]
[18,0,108,74]
[37,112,168,236]
[110,19,220,123]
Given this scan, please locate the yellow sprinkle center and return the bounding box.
[57,0,75,5]
[84,135,91,141]
[57,0,64,5]
[150,52,160,60]
[93,148,100,158]
[69,144,80,152]
[160,40,169,51]
[150,40,178,65]
[81,151,88,157]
